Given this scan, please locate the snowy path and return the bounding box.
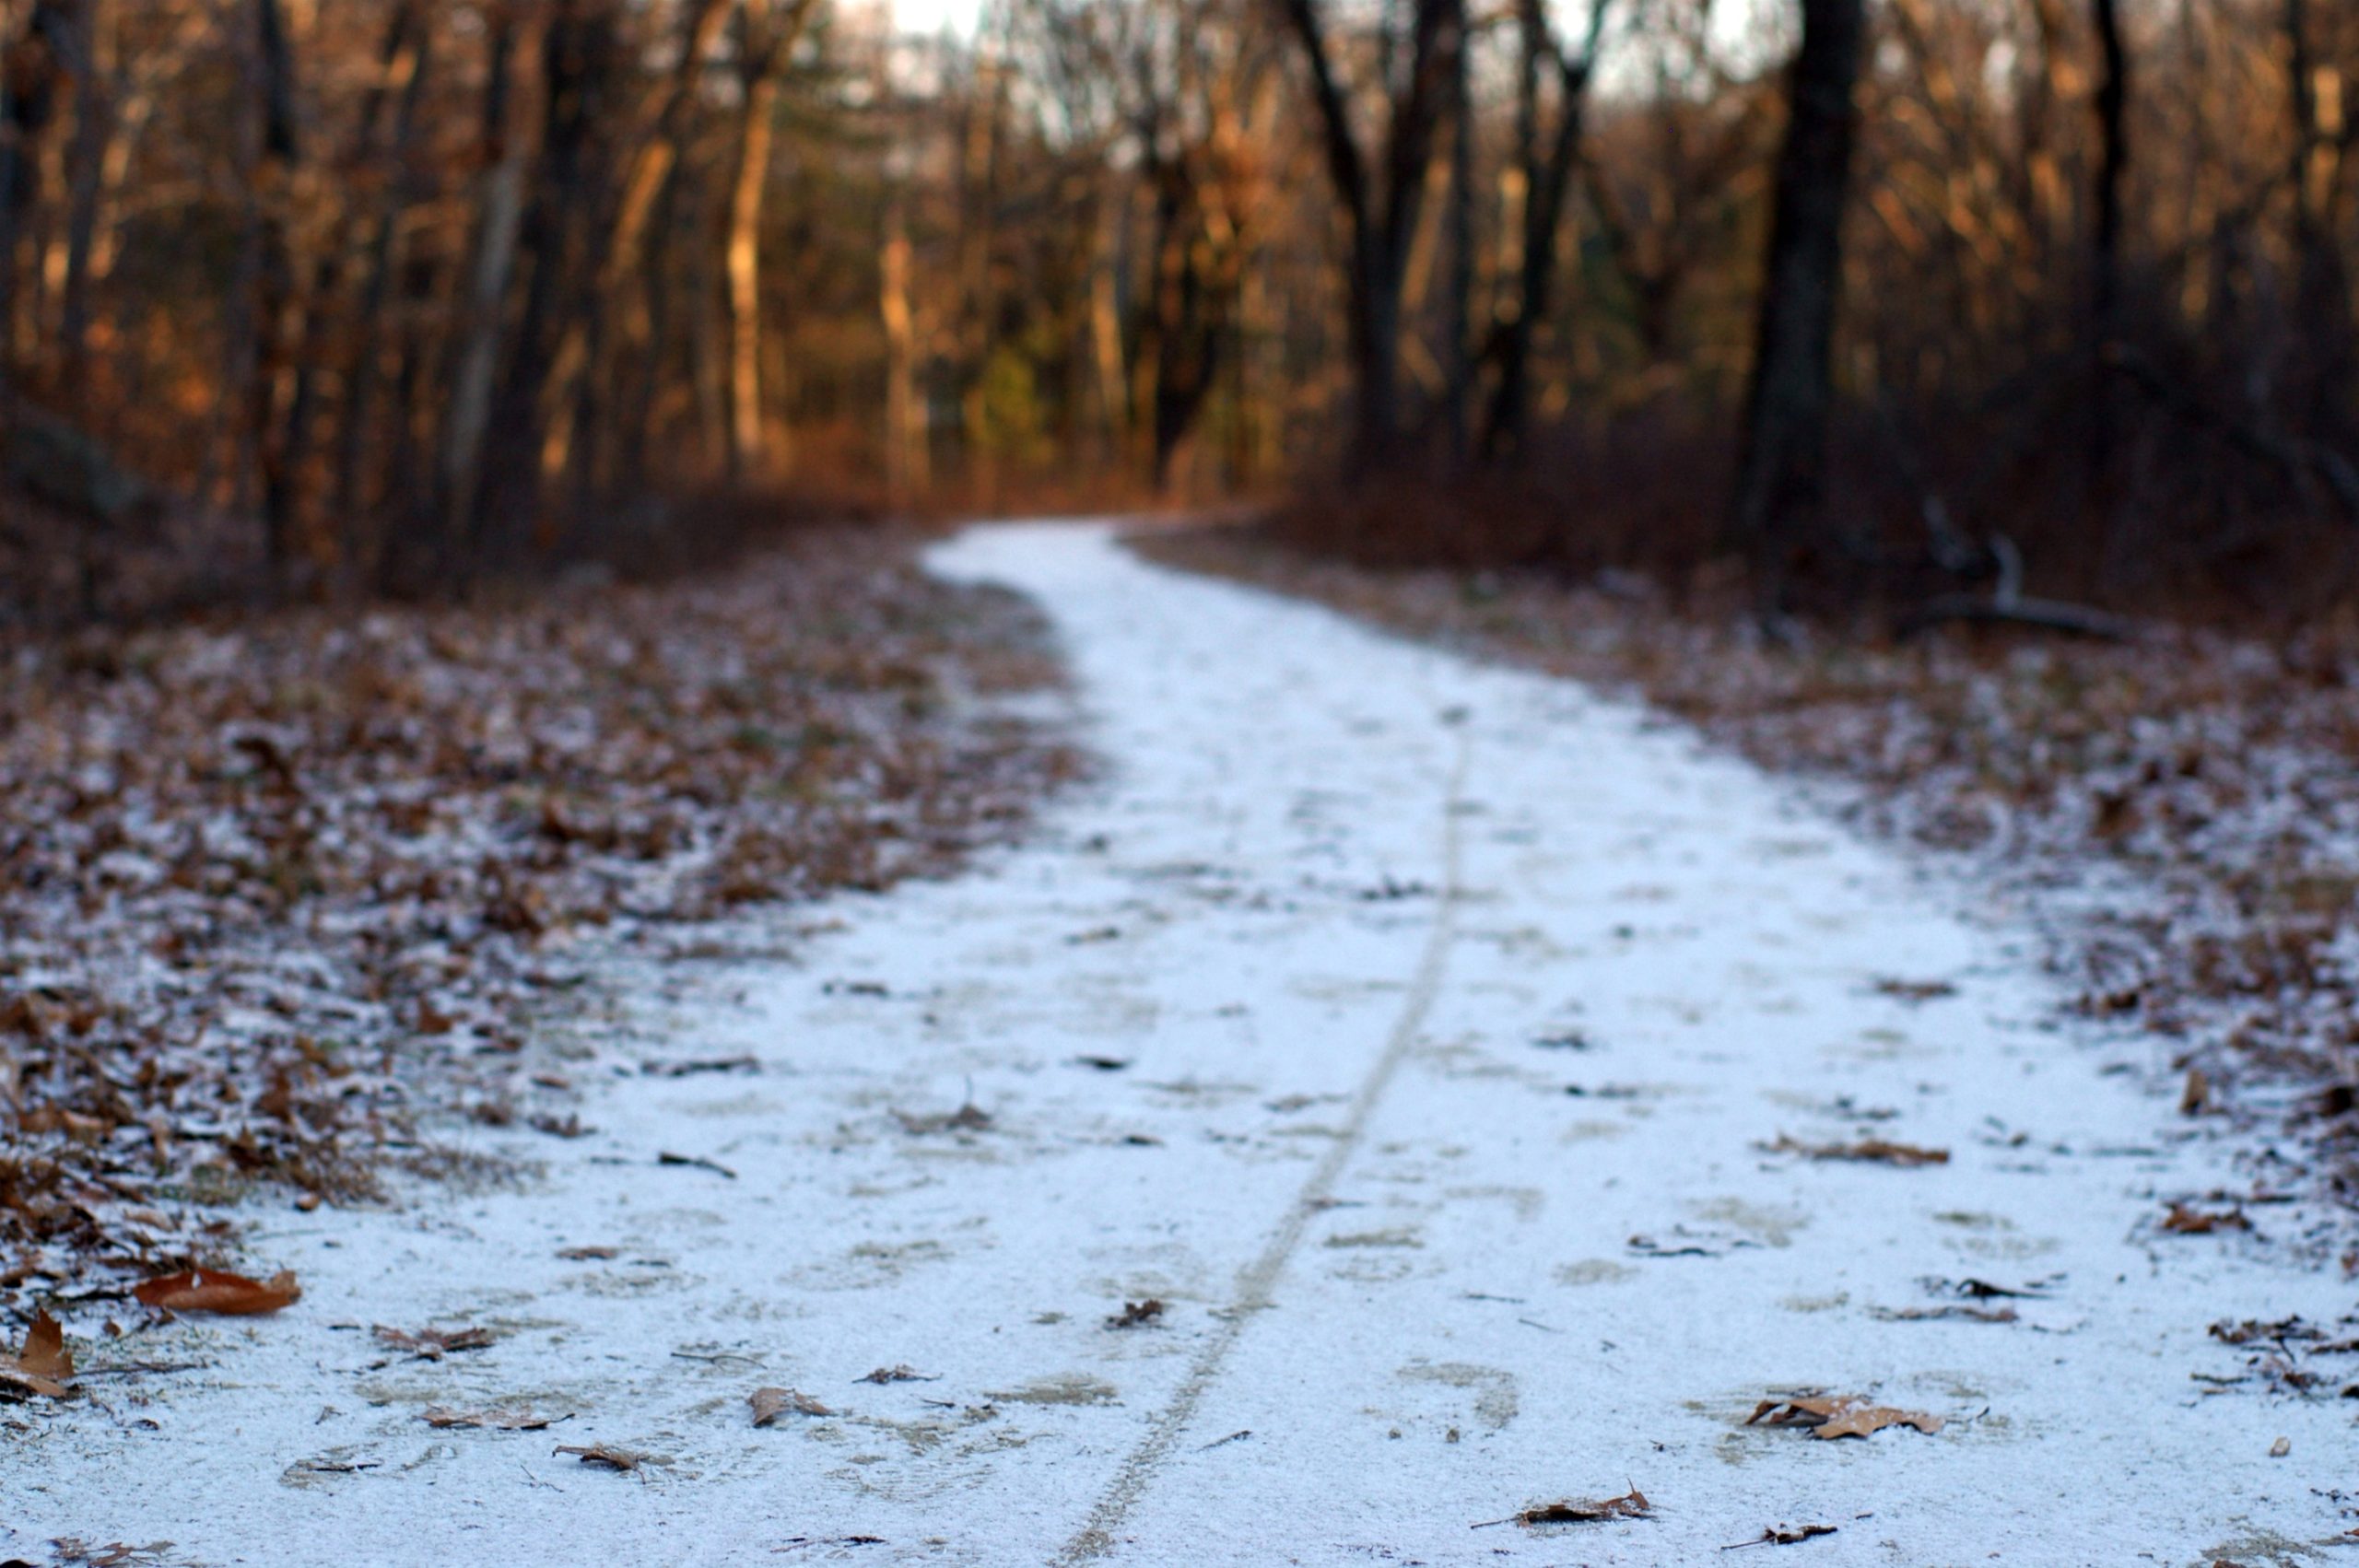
[8,521,2352,1567]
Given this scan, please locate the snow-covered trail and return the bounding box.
[8,521,2350,1567]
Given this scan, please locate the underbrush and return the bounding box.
[1262,394,2359,630]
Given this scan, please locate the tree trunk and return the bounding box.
[880,186,925,505]
[2285,0,2351,431]
[473,0,620,558]
[439,9,538,552]
[2089,0,2127,344]
[250,0,304,568]
[1728,0,1867,552]
[1441,4,1473,462]
[0,6,73,398]
[531,0,733,503]
[724,0,788,482]
[1481,0,1605,461]
[53,0,105,400]
[1275,0,1457,470]
[334,0,430,575]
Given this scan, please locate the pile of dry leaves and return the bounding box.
[1144,527,2359,1237]
[0,529,1079,1309]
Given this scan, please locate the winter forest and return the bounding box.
[2,0,2352,609]
[7,0,2359,1560]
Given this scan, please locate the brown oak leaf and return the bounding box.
[1746,1393,1943,1439]
[133,1268,300,1316]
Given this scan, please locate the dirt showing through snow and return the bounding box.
[6,521,2350,1566]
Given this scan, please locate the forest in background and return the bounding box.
[0,0,2352,625]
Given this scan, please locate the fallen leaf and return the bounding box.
[555,1442,642,1470]
[1873,977,1956,1003]
[1072,1056,1132,1071]
[2180,1068,2210,1115]
[2210,1316,2318,1345]
[891,1102,992,1135]
[18,1309,75,1382]
[1628,1226,1759,1258]
[374,1325,495,1360]
[2162,1201,2250,1235]
[750,1386,835,1424]
[0,1308,75,1396]
[858,1364,939,1384]
[419,1405,555,1430]
[2271,1435,2292,1457]
[1502,1488,1653,1526]
[557,1246,619,1260]
[1935,1276,2050,1299]
[1724,1522,1839,1548]
[1868,1305,2018,1324]
[1107,1299,1166,1328]
[133,1268,300,1316]
[1765,1134,1949,1166]
[1746,1393,1944,1439]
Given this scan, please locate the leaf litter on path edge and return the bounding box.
[0,530,1080,1316]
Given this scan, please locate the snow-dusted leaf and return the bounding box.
[1868,1304,2018,1323]
[1726,1522,1839,1546]
[374,1325,494,1360]
[19,1309,74,1381]
[1496,1488,1652,1527]
[1763,1134,1948,1166]
[751,1386,834,1425]
[2,1309,74,1398]
[419,1405,555,1430]
[2162,1202,2250,1234]
[857,1364,939,1385]
[133,1268,300,1316]
[555,1443,643,1471]
[1747,1394,1943,1439]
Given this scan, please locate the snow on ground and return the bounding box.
[6,521,2350,1566]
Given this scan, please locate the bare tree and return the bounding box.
[1481,0,1609,460]
[1275,0,1464,466]
[1729,0,1867,554]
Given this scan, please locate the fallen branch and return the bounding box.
[1896,592,2137,642]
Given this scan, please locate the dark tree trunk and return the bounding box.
[1480,0,1604,462]
[334,1,431,569]
[1729,0,1867,552]
[2089,0,2127,342]
[1276,0,1458,471]
[55,0,107,399]
[473,0,620,560]
[2284,0,2351,432]
[1441,5,1473,462]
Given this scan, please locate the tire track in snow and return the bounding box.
[1053,719,1473,1566]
